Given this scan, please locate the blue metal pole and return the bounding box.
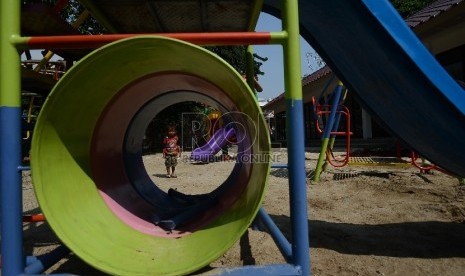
[0,108,23,275]
[1,0,24,275]
[24,246,70,275]
[282,0,310,274]
[210,264,301,275]
[285,100,309,275]
[257,208,293,262]
[331,92,346,137]
[322,83,344,140]
[271,164,288,169]
[18,166,31,171]
[26,256,39,266]
[313,82,344,181]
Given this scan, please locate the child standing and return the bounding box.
[163,126,181,178]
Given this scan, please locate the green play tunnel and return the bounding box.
[31,36,270,275]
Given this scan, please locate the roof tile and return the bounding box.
[405,0,464,27]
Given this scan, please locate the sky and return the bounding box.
[254,12,322,101]
[23,12,321,101]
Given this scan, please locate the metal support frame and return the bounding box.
[1,1,23,275]
[313,81,345,181]
[0,0,310,274]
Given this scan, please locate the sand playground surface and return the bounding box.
[20,148,465,275]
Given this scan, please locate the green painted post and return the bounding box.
[0,1,21,107]
[1,0,23,275]
[314,139,330,181]
[282,0,310,275]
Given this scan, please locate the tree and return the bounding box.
[60,0,106,34]
[206,46,267,77]
[144,102,206,153]
[305,51,326,76]
[390,0,436,17]
[22,0,105,34]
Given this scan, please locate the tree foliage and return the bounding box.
[144,102,206,153]
[22,0,105,34]
[60,0,106,34]
[206,46,267,77]
[390,0,436,17]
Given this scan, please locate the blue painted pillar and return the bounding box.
[1,0,24,275]
[282,0,310,274]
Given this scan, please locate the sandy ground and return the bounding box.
[18,147,465,275]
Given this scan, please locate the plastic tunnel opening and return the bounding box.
[96,92,250,237]
[139,101,238,195]
[31,36,270,275]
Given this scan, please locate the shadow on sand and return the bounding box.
[269,214,465,258]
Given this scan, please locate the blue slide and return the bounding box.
[264,0,465,177]
[191,127,235,162]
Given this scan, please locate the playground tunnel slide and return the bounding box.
[31,37,270,275]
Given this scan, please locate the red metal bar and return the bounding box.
[410,151,451,175]
[330,131,353,135]
[22,214,45,223]
[25,32,272,49]
[315,107,352,136]
[325,107,351,167]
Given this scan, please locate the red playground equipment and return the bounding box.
[312,94,352,168]
[312,81,353,181]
